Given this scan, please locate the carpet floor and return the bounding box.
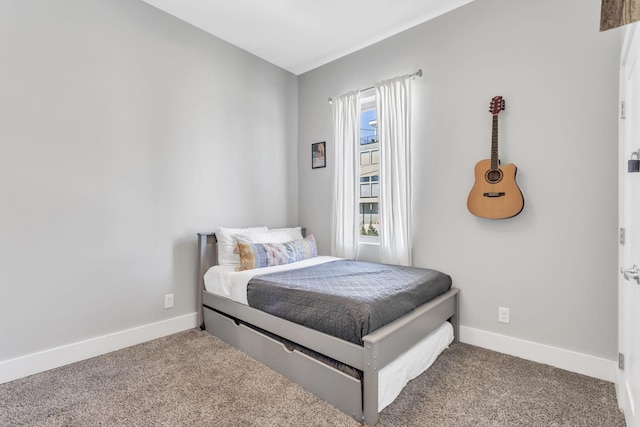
[0,329,625,426]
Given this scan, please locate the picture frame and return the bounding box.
[312,141,326,169]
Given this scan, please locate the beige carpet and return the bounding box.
[0,329,625,426]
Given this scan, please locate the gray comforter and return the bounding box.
[247,260,452,346]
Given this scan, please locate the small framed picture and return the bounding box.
[312,141,326,169]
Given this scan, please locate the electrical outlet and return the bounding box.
[164,294,174,309]
[498,306,510,324]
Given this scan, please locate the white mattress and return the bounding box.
[378,321,453,411]
[203,258,453,411]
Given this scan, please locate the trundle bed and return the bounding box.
[197,229,459,426]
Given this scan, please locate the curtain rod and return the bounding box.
[328,69,422,104]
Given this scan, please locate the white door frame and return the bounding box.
[618,22,640,427]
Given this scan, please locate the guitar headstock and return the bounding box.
[489,96,505,115]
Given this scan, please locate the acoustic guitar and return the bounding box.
[467,96,524,219]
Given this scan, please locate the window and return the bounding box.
[371,176,380,197]
[332,75,411,262]
[359,102,379,237]
[360,151,370,166]
[360,177,371,198]
[360,176,379,198]
[371,150,380,165]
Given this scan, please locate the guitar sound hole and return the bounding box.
[485,169,503,184]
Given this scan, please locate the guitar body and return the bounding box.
[467,96,524,219]
[467,159,524,219]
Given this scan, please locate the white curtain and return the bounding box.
[331,91,361,259]
[376,75,412,266]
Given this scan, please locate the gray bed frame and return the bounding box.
[197,232,459,426]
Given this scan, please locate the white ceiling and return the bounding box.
[141,0,474,75]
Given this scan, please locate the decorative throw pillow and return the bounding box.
[236,234,317,271]
[215,226,268,266]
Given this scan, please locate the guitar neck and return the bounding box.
[490,114,499,171]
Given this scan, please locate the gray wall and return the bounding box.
[0,0,298,361]
[298,0,621,359]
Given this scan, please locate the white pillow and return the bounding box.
[236,226,303,244]
[215,226,268,266]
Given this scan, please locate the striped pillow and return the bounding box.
[236,234,317,271]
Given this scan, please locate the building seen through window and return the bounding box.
[360,108,379,236]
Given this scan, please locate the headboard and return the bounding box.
[197,232,217,329]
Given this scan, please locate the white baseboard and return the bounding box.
[0,312,198,385]
[459,325,617,383]
[1,317,616,385]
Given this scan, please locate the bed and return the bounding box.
[197,227,459,426]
